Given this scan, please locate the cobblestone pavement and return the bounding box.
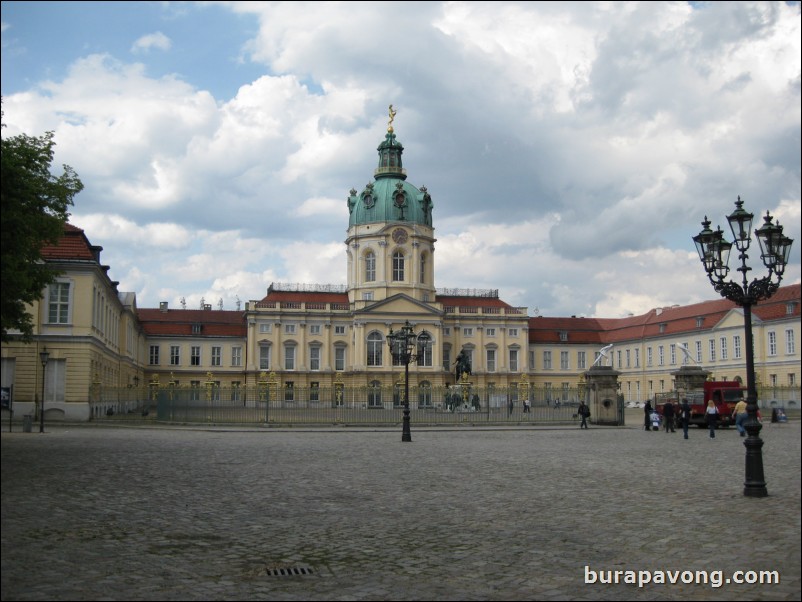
[2,418,800,601]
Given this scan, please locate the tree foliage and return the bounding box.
[1,110,83,342]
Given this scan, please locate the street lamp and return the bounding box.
[693,197,793,497]
[387,321,430,442]
[39,348,49,433]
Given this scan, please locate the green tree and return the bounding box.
[1,111,83,341]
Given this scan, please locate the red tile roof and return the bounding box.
[137,308,246,337]
[40,223,99,261]
[528,283,800,344]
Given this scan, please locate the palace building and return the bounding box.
[1,121,799,421]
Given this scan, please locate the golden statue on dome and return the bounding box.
[388,104,397,132]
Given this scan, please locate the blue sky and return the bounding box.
[2,1,266,98]
[2,1,800,317]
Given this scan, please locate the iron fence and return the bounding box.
[92,384,602,425]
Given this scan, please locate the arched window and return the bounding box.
[393,251,405,281]
[418,381,432,407]
[365,251,376,282]
[368,380,382,407]
[420,253,426,283]
[367,331,383,366]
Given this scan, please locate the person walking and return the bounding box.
[662,401,676,433]
[643,400,653,431]
[679,398,692,439]
[732,398,748,437]
[704,400,719,439]
[578,401,590,429]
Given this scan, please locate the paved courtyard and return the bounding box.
[2,417,800,601]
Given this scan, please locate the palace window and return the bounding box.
[768,332,777,356]
[48,282,71,324]
[365,251,376,282]
[486,349,496,372]
[284,345,296,370]
[367,332,383,366]
[510,349,519,372]
[392,251,405,281]
[259,346,271,370]
[335,346,346,371]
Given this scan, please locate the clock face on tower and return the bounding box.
[392,228,408,244]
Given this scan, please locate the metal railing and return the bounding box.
[92,385,602,426]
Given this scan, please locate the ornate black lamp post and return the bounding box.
[693,197,793,497]
[39,348,49,433]
[387,321,430,443]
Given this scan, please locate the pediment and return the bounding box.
[355,293,442,318]
[713,307,759,330]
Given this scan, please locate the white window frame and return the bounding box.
[284,344,296,370]
[259,346,271,371]
[47,281,72,324]
[365,251,376,282]
[309,346,321,371]
[486,349,496,372]
[509,349,519,372]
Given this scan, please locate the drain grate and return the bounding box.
[265,565,315,577]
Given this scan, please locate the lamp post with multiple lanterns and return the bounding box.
[39,348,49,433]
[387,321,430,443]
[693,197,793,497]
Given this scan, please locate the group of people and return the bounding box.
[643,399,690,438]
[644,397,753,440]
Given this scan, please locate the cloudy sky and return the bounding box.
[2,1,800,318]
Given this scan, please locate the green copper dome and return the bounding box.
[347,130,433,228]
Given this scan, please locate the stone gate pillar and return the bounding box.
[584,365,622,425]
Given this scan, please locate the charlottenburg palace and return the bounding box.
[2,123,800,422]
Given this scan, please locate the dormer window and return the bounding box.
[192,323,202,334]
[559,331,568,341]
[659,323,666,334]
[696,317,704,327]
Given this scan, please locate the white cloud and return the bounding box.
[2,1,798,317]
[131,32,171,54]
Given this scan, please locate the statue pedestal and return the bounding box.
[449,379,478,412]
[671,366,710,396]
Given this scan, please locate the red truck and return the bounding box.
[655,381,746,429]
